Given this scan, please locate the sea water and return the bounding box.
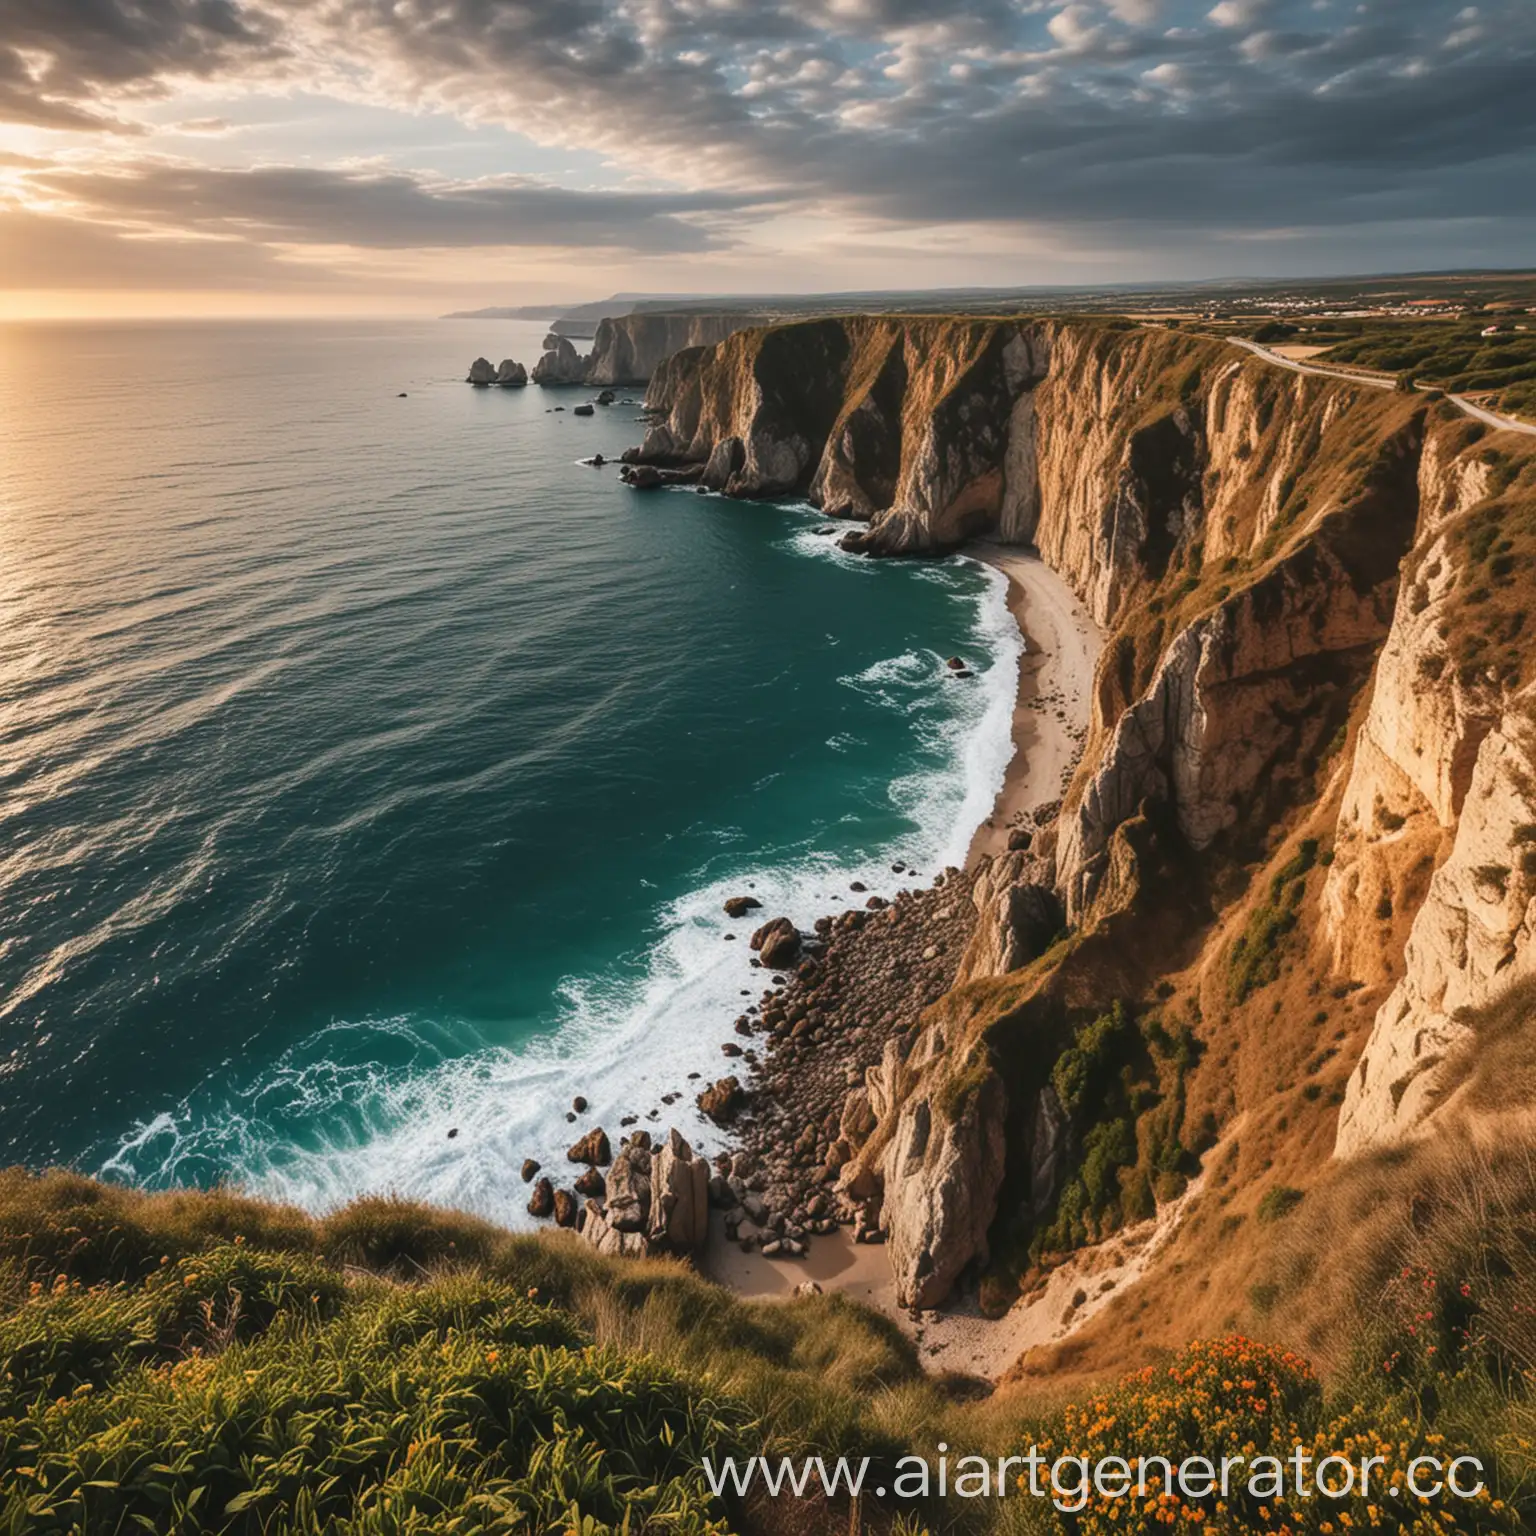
[0,318,1020,1224]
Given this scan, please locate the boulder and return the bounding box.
[605,1141,653,1232]
[697,1075,743,1124]
[567,1127,612,1166]
[621,464,664,490]
[552,1188,578,1228]
[520,1158,541,1183]
[574,1165,606,1198]
[647,1128,710,1251]
[467,357,496,385]
[596,389,617,405]
[496,359,527,386]
[582,1199,651,1258]
[750,917,801,969]
[527,1177,554,1218]
[573,403,595,417]
[724,895,762,918]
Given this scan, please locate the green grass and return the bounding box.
[0,1165,1531,1533]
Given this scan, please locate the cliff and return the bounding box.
[517,312,767,388]
[625,315,1536,1317]
[583,312,768,386]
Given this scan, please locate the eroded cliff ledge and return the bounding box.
[625,316,1536,1314]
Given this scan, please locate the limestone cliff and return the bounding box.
[1323,422,1536,1155]
[522,312,766,388]
[1335,702,1536,1155]
[583,312,767,386]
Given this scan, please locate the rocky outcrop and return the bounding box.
[496,359,527,387]
[532,333,586,386]
[877,1032,1008,1309]
[576,1128,709,1257]
[1336,704,1536,1154]
[648,1128,711,1251]
[467,357,496,385]
[958,851,1062,983]
[584,312,768,386]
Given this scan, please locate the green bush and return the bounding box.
[1029,1003,1199,1262]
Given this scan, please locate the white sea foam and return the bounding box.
[102,513,1025,1227]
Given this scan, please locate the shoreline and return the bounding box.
[693,539,1107,1380]
[964,543,1103,869]
[512,529,1108,1381]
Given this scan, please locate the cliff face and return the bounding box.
[1323,426,1536,1155]
[639,316,1050,536]
[629,317,1536,1311]
[583,312,768,386]
[1334,704,1536,1154]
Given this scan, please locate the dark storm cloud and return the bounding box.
[5,0,1536,260]
[31,162,779,252]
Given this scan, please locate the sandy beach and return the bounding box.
[966,543,1103,868]
[704,1177,1201,1381]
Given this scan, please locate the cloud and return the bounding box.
[27,161,782,253]
[0,0,286,131]
[3,0,1536,286]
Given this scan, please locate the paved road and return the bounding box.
[1228,337,1536,439]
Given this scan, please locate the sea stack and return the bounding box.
[531,333,586,385]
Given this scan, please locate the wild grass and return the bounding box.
[0,1153,1532,1532]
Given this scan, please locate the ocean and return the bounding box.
[0,317,1020,1225]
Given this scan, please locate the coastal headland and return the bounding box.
[513,310,1536,1384]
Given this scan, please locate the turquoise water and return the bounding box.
[0,318,1018,1223]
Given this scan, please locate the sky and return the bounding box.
[0,0,1532,317]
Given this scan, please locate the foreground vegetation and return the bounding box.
[0,1163,1529,1533]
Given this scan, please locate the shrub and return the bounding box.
[1029,1004,1200,1262]
[1031,1335,1519,1534]
[0,1169,317,1285]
